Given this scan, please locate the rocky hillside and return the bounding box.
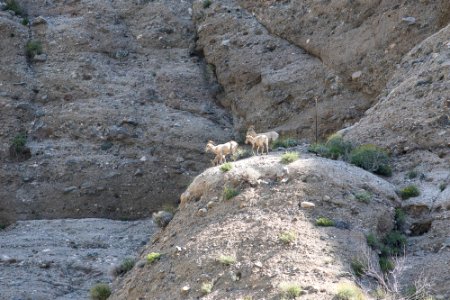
[0,0,449,298]
[1,0,448,224]
[111,149,401,300]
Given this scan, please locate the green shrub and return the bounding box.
[90,283,111,300]
[406,170,418,179]
[272,138,298,149]
[220,162,233,172]
[350,144,392,176]
[201,282,213,294]
[279,231,296,244]
[218,255,236,266]
[324,133,353,160]
[4,0,22,15]
[399,185,420,200]
[379,257,395,273]
[117,257,135,275]
[25,40,43,59]
[146,252,161,264]
[308,143,330,156]
[316,217,334,227]
[366,233,380,249]
[336,282,365,300]
[382,231,406,256]
[11,132,27,153]
[354,190,372,203]
[350,259,366,277]
[202,0,211,8]
[0,224,6,230]
[280,152,299,164]
[395,208,406,228]
[21,17,29,25]
[439,182,447,192]
[279,282,302,299]
[223,186,239,200]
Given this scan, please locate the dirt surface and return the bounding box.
[0,218,157,300]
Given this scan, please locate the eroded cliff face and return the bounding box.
[0,0,232,224]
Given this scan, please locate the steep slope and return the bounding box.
[0,0,232,224]
[344,23,450,298]
[111,149,401,299]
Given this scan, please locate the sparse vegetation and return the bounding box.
[21,17,29,26]
[272,137,298,149]
[202,0,212,9]
[223,186,239,200]
[351,259,366,277]
[379,257,395,273]
[394,208,406,228]
[25,40,43,59]
[382,231,406,256]
[280,152,299,164]
[335,282,365,300]
[4,0,23,15]
[399,185,420,200]
[279,282,302,299]
[11,132,27,154]
[112,257,135,276]
[217,255,236,266]
[316,217,334,227]
[366,233,380,249]
[0,224,6,230]
[354,190,372,203]
[152,210,174,228]
[146,252,161,264]
[279,231,296,244]
[350,144,392,176]
[201,282,213,295]
[90,283,111,300]
[406,170,418,179]
[308,133,353,160]
[220,162,233,172]
[439,182,447,192]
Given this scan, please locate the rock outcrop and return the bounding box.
[111,149,400,299]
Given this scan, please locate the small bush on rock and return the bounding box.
[350,144,392,176]
[231,148,252,161]
[272,138,298,149]
[335,282,365,300]
[202,0,211,9]
[217,255,236,266]
[379,257,395,273]
[220,162,233,172]
[324,133,353,160]
[316,217,334,227]
[279,231,296,244]
[223,186,239,200]
[280,152,299,164]
[146,252,161,264]
[354,190,372,203]
[90,283,111,300]
[4,0,22,15]
[152,210,174,228]
[399,185,420,200]
[201,282,213,295]
[351,259,366,277]
[25,40,43,59]
[279,282,302,299]
[111,257,135,277]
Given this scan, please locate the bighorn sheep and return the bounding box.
[205,140,238,166]
[245,134,269,155]
[246,125,279,144]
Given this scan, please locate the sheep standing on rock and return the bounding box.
[247,125,279,144]
[245,134,269,155]
[205,140,238,166]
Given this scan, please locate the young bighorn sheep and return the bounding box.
[246,125,279,144]
[205,140,238,166]
[245,134,269,155]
